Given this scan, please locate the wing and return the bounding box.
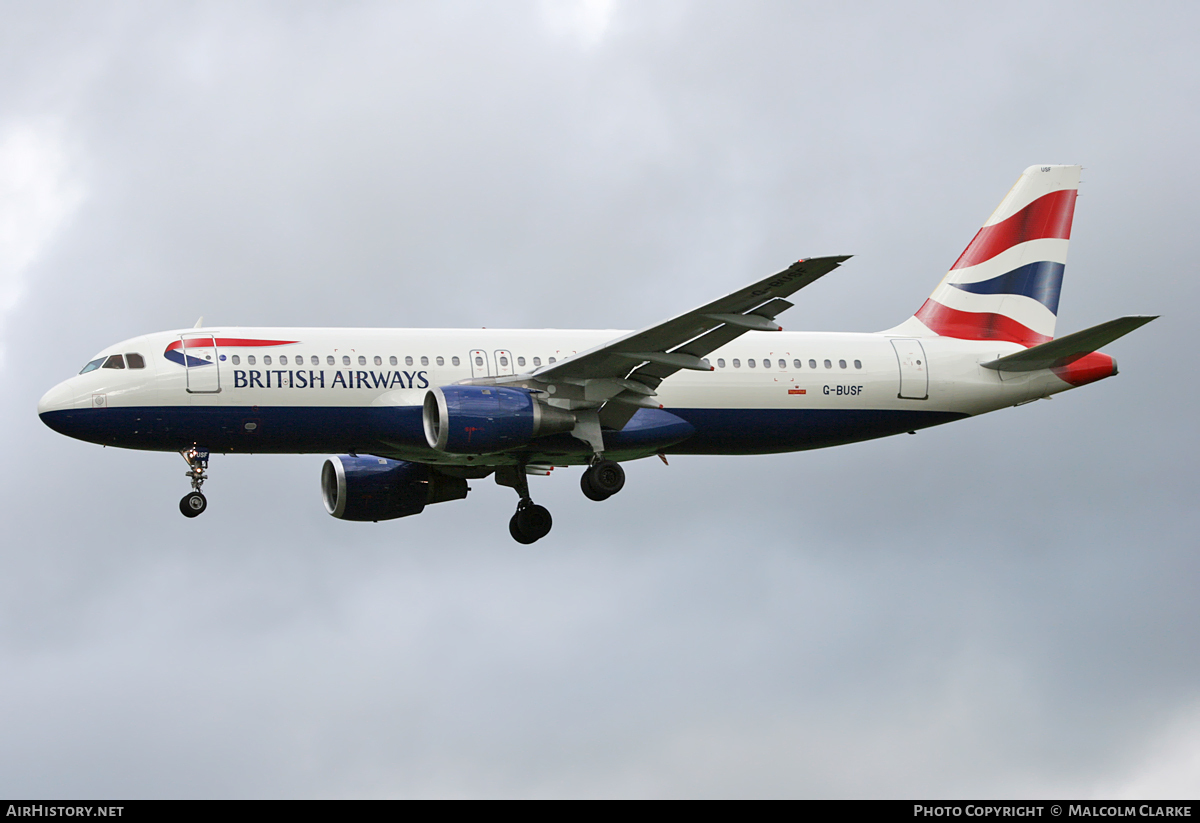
[471,255,851,439]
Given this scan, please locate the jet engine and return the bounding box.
[422,386,575,454]
[321,455,468,521]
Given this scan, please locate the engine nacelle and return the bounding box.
[321,455,468,521]
[422,386,575,454]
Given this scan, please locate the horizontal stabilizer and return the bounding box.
[981,315,1157,372]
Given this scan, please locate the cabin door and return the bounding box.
[180,334,222,394]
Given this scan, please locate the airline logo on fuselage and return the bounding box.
[163,337,299,368]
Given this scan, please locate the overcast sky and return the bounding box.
[2,0,1198,798]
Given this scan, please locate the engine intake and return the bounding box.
[321,455,468,521]
[422,386,575,454]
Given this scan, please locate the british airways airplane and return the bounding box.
[38,165,1154,542]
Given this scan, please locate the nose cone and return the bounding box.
[38,380,74,416]
[38,380,81,436]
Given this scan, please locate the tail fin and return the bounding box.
[894,165,1081,347]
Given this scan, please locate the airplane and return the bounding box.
[37,165,1155,543]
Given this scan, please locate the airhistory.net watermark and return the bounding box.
[6,807,123,817]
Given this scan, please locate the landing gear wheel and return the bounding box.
[180,491,207,518]
[581,460,624,501]
[509,502,552,543]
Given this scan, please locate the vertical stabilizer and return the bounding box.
[891,165,1081,346]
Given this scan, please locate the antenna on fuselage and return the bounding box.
[193,316,203,329]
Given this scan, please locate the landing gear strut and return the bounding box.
[496,464,553,544]
[581,458,624,501]
[179,446,209,518]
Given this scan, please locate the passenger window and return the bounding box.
[389,356,397,366]
[517,356,526,367]
[311,356,318,366]
[248,355,256,366]
[809,359,817,369]
[79,357,105,374]
[264,355,272,366]
[125,353,146,369]
[452,356,460,366]
[549,357,556,364]
[231,355,241,365]
[778,359,785,369]
[475,356,483,366]
[327,355,335,366]
[854,360,862,369]
[748,359,756,368]
[342,356,350,366]
[533,357,541,366]
[102,354,125,369]
[701,358,711,369]
[420,356,429,366]
[280,355,288,365]
[793,359,801,369]
[374,356,382,366]
[839,359,847,369]
[717,358,725,368]
[436,356,445,366]
[499,356,508,367]
[824,359,832,369]
[358,356,366,366]
[405,356,413,366]
[732,359,741,368]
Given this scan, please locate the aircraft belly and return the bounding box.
[666,408,967,454]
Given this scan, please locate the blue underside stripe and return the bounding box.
[40,405,967,458]
[950,261,1064,314]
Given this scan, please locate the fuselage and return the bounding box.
[37,326,1105,467]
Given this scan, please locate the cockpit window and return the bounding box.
[125,353,145,369]
[102,355,126,370]
[79,357,105,374]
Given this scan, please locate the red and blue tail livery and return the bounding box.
[38,165,1155,542]
[905,164,1080,347]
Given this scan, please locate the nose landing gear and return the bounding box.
[179,446,210,518]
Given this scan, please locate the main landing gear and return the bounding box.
[509,499,553,545]
[496,464,553,544]
[581,458,625,502]
[179,446,210,518]
[496,456,626,543]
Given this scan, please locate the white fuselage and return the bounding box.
[38,326,1079,466]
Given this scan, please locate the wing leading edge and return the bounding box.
[469,255,851,437]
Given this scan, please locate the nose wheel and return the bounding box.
[179,446,210,518]
[180,491,207,517]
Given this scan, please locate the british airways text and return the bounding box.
[232,370,429,389]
